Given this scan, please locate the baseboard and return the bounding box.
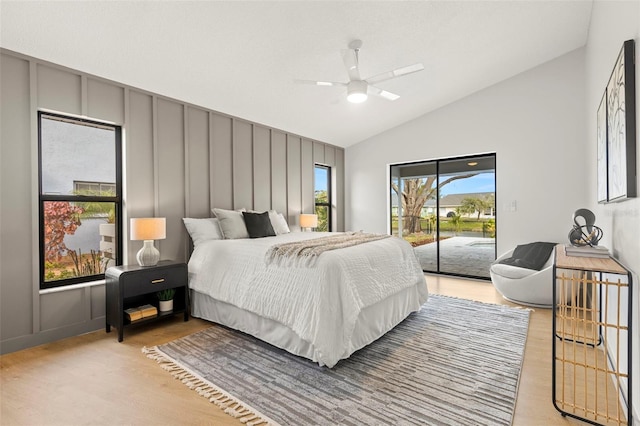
[0,317,104,355]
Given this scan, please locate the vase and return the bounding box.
[159,299,173,312]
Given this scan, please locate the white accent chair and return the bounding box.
[489,247,555,308]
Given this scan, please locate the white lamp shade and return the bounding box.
[299,214,318,228]
[130,218,166,241]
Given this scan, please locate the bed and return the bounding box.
[185,215,428,368]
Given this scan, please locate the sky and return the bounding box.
[439,171,495,196]
[315,167,494,195]
[315,166,328,191]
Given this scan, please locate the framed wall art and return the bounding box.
[604,39,636,202]
[597,90,608,203]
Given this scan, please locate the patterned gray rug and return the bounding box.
[143,295,530,425]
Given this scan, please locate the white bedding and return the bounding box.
[188,231,428,367]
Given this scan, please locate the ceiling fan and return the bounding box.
[296,39,424,103]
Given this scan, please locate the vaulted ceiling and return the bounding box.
[0,1,593,147]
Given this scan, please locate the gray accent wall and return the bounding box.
[0,49,345,354]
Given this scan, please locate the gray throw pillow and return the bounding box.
[212,208,249,239]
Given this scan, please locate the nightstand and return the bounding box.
[105,260,189,342]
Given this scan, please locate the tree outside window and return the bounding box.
[314,165,331,232]
[39,113,122,289]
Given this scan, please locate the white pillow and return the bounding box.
[271,212,290,235]
[182,218,223,247]
[212,208,249,239]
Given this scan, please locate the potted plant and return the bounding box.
[157,288,176,312]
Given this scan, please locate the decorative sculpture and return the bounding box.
[568,208,603,247]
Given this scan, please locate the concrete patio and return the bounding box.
[413,236,496,278]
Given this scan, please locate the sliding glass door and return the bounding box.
[390,154,496,279]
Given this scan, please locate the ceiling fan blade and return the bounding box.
[365,63,424,85]
[294,79,346,87]
[369,85,400,101]
[341,49,361,81]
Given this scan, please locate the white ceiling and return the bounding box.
[0,1,593,147]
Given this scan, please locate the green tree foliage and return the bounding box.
[315,190,329,232]
[482,219,496,238]
[391,174,478,234]
[459,194,495,219]
[73,188,115,218]
[449,211,463,234]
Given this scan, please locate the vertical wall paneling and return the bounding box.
[122,87,130,259]
[0,55,34,340]
[87,78,125,124]
[152,96,160,215]
[39,290,84,331]
[127,91,155,264]
[36,64,81,115]
[183,107,190,219]
[270,131,288,216]
[210,113,233,210]
[186,107,210,218]
[301,139,314,214]
[287,135,302,229]
[313,141,325,165]
[253,125,271,211]
[335,148,345,231]
[0,49,344,354]
[156,99,186,262]
[325,145,336,167]
[29,61,40,334]
[232,120,254,210]
[81,75,88,116]
[90,286,106,319]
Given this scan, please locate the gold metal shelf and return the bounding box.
[553,245,632,426]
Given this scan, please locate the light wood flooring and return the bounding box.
[1,275,587,425]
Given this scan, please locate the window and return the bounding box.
[39,112,122,289]
[314,165,331,232]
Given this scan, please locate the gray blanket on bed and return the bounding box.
[265,232,390,267]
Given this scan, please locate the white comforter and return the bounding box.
[188,232,427,367]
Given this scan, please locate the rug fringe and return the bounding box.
[142,346,276,426]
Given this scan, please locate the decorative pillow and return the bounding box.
[242,211,276,238]
[182,218,223,247]
[497,242,556,271]
[271,212,290,235]
[212,208,249,239]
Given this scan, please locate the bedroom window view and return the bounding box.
[39,113,122,289]
[315,164,331,232]
[390,154,496,279]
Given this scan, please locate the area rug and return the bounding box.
[143,295,530,425]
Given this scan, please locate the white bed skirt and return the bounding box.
[191,279,428,367]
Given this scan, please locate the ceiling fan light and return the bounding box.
[347,92,368,103]
[347,80,368,103]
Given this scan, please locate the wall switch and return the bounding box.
[510,200,517,212]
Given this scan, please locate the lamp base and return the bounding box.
[136,240,160,266]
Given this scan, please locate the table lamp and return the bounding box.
[299,214,318,232]
[130,217,166,266]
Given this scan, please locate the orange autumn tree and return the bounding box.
[44,201,84,261]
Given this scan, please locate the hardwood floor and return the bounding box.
[1,275,582,425]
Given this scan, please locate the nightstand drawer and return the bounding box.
[121,265,186,297]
